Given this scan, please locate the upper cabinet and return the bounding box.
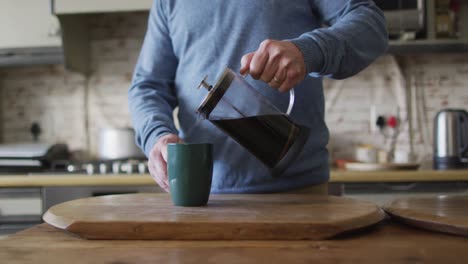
[381,0,468,54]
[0,0,61,49]
[52,0,152,14]
[0,0,63,66]
[51,0,152,75]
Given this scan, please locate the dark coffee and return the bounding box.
[210,114,309,168]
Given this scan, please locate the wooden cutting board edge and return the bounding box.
[56,212,386,240]
[43,210,72,230]
[67,221,342,240]
[383,205,468,237]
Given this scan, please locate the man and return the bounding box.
[129,0,388,194]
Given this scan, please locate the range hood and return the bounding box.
[0,47,63,67]
[0,0,63,67]
[52,0,151,15]
[51,0,152,75]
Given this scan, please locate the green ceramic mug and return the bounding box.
[167,143,213,206]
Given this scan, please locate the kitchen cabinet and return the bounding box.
[52,0,152,74]
[0,0,61,49]
[52,0,152,14]
[0,188,42,238]
[388,0,468,54]
[0,0,63,66]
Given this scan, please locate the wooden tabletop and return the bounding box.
[0,169,467,187]
[1,222,467,264]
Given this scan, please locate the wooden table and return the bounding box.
[1,222,467,264]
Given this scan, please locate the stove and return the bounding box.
[0,143,69,174]
[0,142,150,176]
[62,159,149,175]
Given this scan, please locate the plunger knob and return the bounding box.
[197,76,212,91]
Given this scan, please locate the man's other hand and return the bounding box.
[148,134,182,192]
[240,40,306,93]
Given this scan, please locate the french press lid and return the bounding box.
[196,68,236,119]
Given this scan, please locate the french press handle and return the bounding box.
[241,74,295,116]
[286,88,295,116]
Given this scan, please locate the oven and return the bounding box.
[0,188,42,238]
[42,185,162,212]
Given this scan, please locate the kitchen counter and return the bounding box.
[0,170,467,187]
[1,221,467,263]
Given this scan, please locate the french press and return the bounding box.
[196,68,309,174]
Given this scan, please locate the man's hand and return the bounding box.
[148,134,182,192]
[240,39,306,93]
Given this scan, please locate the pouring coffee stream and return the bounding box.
[196,68,310,174]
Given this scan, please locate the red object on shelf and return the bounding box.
[387,116,398,128]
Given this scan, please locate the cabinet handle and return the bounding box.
[48,25,61,38]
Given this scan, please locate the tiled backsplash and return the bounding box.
[0,12,467,162]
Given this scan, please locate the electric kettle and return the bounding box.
[433,109,468,170]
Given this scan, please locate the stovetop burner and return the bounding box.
[60,159,149,175]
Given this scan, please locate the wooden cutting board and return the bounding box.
[384,195,468,237]
[43,193,385,240]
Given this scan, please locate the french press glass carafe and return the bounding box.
[196,68,309,174]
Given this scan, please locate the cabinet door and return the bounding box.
[53,0,152,14]
[0,0,61,49]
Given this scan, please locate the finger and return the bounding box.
[161,143,168,163]
[268,65,287,89]
[279,69,299,93]
[261,54,280,83]
[149,161,165,191]
[148,161,168,192]
[154,154,169,191]
[249,49,269,80]
[161,135,183,163]
[240,52,255,75]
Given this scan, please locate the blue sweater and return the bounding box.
[129,0,388,193]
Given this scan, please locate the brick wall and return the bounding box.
[0,12,467,162]
[86,12,147,156]
[0,12,147,156]
[324,53,468,163]
[0,65,87,150]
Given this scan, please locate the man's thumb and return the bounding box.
[161,136,183,162]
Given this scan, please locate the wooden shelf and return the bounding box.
[388,39,468,54]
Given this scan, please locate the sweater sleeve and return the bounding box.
[128,0,179,157]
[288,0,388,79]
